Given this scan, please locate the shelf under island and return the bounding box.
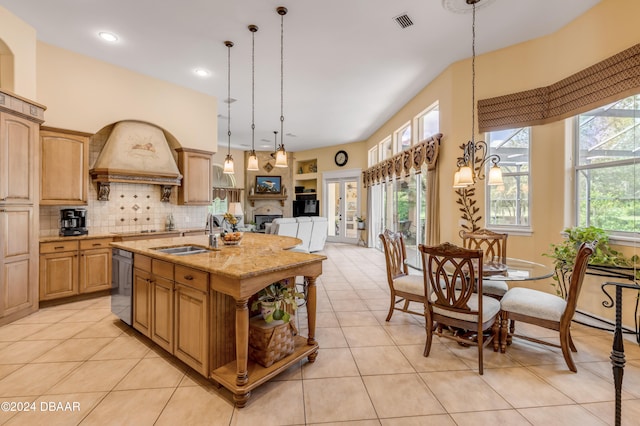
[110,232,326,407]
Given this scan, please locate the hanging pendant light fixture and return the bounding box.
[223,40,235,175]
[453,0,502,187]
[274,6,288,168]
[246,24,260,171]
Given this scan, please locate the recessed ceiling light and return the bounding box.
[194,68,211,77]
[98,32,119,42]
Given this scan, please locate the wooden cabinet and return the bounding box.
[0,91,45,325]
[133,266,152,337]
[78,239,112,293]
[40,127,90,205]
[176,148,213,205]
[175,282,209,375]
[132,254,177,352]
[0,207,38,318]
[0,112,38,204]
[39,238,112,301]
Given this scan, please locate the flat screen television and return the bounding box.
[293,200,319,217]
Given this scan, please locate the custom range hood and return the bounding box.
[89,121,182,201]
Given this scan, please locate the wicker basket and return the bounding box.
[248,316,297,367]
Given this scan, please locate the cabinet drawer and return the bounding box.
[79,238,112,250]
[152,259,174,280]
[134,254,152,272]
[175,265,208,292]
[40,240,79,254]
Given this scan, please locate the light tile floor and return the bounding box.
[1,243,640,425]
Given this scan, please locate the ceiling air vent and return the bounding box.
[393,13,413,29]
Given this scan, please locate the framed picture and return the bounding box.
[255,176,282,194]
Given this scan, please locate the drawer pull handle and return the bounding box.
[54,246,65,249]
[92,243,102,246]
[184,275,194,281]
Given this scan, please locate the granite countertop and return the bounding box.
[39,229,205,243]
[110,233,326,280]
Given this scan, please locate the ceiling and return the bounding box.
[0,0,600,152]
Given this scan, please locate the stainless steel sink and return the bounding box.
[153,245,211,256]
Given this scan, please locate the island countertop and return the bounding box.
[110,232,326,298]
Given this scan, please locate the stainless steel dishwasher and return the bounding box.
[111,248,133,325]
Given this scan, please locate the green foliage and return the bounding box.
[251,282,304,323]
[544,226,639,269]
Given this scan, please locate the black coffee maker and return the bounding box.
[60,208,88,236]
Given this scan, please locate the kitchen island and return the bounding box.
[111,232,326,407]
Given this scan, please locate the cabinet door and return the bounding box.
[40,129,89,205]
[133,268,152,337]
[176,148,213,205]
[39,251,78,301]
[174,283,209,375]
[0,112,37,203]
[1,207,37,317]
[152,276,174,353]
[79,248,111,293]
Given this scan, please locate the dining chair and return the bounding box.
[461,229,509,299]
[419,242,501,375]
[379,229,425,321]
[499,241,595,372]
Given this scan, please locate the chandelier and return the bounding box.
[223,40,235,174]
[452,0,502,187]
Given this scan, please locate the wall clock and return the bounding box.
[334,150,348,167]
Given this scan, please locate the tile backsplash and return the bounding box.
[39,182,208,237]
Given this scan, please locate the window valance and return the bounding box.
[212,187,243,202]
[362,133,441,188]
[478,43,640,132]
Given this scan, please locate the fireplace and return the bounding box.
[254,214,283,232]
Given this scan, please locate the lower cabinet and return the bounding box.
[175,283,209,375]
[39,240,79,301]
[39,238,112,302]
[131,254,210,376]
[132,266,152,337]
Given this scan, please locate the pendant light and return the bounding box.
[452,0,502,187]
[246,24,260,171]
[274,6,288,168]
[223,40,235,174]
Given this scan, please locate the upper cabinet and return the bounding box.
[0,113,39,204]
[40,127,90,205]
[176,148,213,205]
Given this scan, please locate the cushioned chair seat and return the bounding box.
[500,287,566,322]
[482,280,509,297]
[432,293,501,322]
[394,274,424,297]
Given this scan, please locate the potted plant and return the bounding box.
[251,282,304,323]
[543,225,639,296]
[356,216,366,230]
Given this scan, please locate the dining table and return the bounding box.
[480,257,554,283]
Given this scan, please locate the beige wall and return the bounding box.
[0,6,37,98]
[362,0,640,326]
[36,42,217,152]
[294,140,367,213]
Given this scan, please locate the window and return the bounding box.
[211,164,237,214]
[575,94,640,235]
[380,137,393,161]
[368,145,378,167]
[417,103,439,140]
[486,128,531,228]
[395,123,411,153]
